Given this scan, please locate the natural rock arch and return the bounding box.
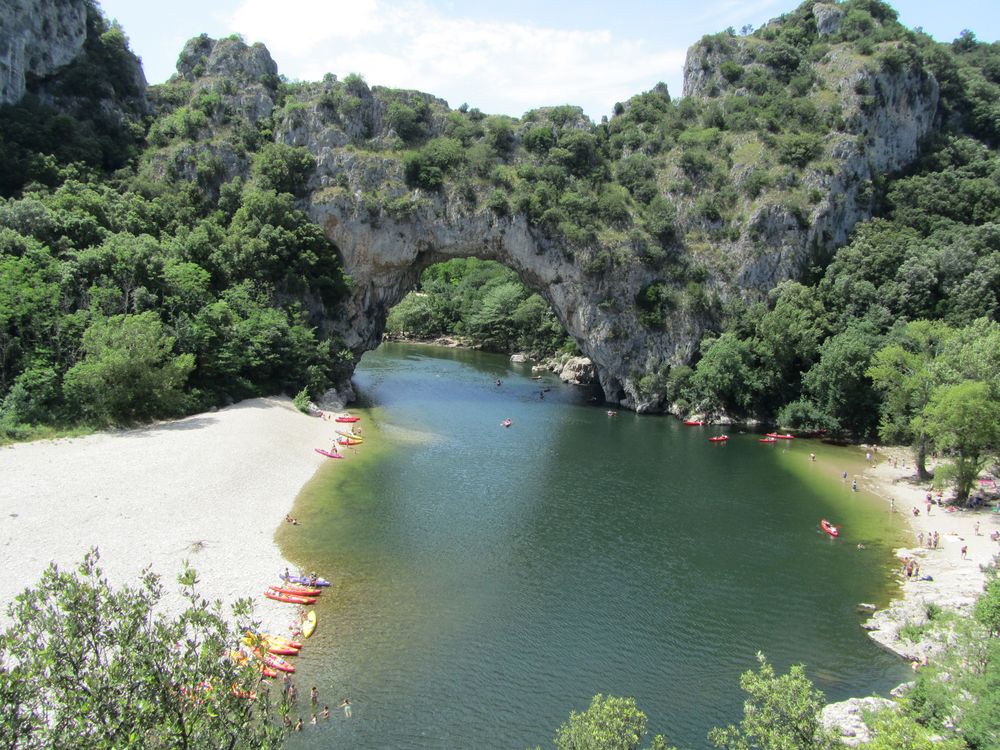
[310,200,705,409]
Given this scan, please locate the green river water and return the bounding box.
[278,343,910,749]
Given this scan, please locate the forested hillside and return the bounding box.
[1,0,999,464]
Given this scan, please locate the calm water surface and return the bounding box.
[279,343,909,749]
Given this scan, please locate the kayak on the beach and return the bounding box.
[337,437,363,446]
[264,588,317,605]
[259,652,295,673]
[302,610,317,639]
[335,415,361,423]
[263,634,303,650]
[708,435,729,442]
[314,447,345,459]
[335,429,361,440]
[283,572,332,587]
[821,518,840,537]
[271,583,322,597]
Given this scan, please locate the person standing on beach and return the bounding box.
[974,521,981,536]
[852,479,857,492]
[961,545,968,559]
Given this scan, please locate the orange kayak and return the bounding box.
[264,588,317,605]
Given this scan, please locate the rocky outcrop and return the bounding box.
[0,0,87,105]
[820,697,896,746]
[558,357,596,385]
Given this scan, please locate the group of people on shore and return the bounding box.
[281,675,352,731]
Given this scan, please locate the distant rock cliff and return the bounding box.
[0,0,88,105]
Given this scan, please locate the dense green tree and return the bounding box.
[708,653,836,750]
[250,143,316,196]
[801,323,883,438]
[0,550,285,749]
[549,695,673,750]
[976,577,1000,637]
[920,380,1000,503]
[62,312,195,425]
[868,320,955,478]
[691,332,762,416]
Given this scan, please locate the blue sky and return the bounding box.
[97,0,1000,121]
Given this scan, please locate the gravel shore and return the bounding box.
[0,396,337,633]
[859,446,999,661]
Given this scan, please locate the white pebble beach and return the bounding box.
[0,396,335,633]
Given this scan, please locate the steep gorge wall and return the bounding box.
[0,0,88,105]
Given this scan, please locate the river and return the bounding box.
[278,343,909,749]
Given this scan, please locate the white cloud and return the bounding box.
[227,0,687,119]
[230,0,383,56]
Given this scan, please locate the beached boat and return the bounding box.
[264,588,317,605]
[759,437,777,443]
[683,420,706,426]
[708,435,729,442]
[271,583,322,597]
[264,634,303,650]
[766,432,795,439]
[335,430,361,440]
[283,573,332,587]
[820,519,839,537]
[314,447,344,459]
[337,437,363,446]
[335,415,361,423]
[302,610,317,639]
[259,652,295,673]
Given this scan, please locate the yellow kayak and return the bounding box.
[302,610,317,639]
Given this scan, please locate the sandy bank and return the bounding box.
[0,397,337,632]
[857,446,999,660]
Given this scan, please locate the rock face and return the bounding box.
[821,697,897,746]
[0,0,88,105]
[157,7,940,412]
[294,13,937,409]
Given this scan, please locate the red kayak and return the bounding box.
[271,583,322,597]
[260,652,295,674]
[335,416,360,423]
[338,437,363,446]
[759,437,777,443]
[708,435,729,442]
[820,519,840,537]
[766,432,795,439]
[314,447,344,459]
[683,420,706,426]
[264,588,317,605]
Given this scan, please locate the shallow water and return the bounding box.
[278,343,909,749]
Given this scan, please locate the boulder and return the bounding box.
[559,357,595,385]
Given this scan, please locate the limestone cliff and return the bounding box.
[0,0,88,105]
[151,2,942,412]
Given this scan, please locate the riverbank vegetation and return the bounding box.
[0,551,288,749]
[385,258,575,357]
